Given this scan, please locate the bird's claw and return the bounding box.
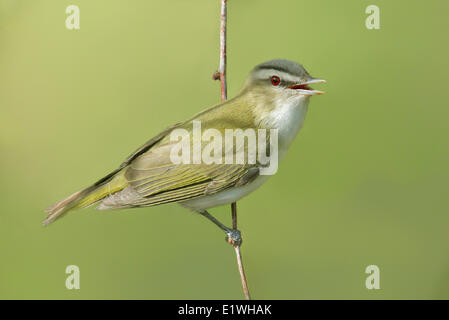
[225,229,242,246]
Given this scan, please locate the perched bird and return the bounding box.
[43,59,325,244]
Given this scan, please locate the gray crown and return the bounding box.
[252,59,310,78]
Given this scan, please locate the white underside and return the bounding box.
[181,96,309,211]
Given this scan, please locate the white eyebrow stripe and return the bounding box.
[254,69,301,83]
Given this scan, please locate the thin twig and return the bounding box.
[231,201,237,230]
[232,203,251,300]
[218,0,227,101]
[213,0,251,300]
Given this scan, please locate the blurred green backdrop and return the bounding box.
[0,0,448,299]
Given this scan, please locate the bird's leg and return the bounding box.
[198,210,242,246]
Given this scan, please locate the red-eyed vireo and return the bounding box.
[43,59,325,244]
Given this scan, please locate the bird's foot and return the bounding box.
[225,228,242,247]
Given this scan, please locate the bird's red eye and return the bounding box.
[271,76,280,86]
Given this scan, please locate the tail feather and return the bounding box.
[43,170,127,226]
[43,188,94,226]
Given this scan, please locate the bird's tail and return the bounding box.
[42,169,128,226]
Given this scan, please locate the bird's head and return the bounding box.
[242,59,325,106]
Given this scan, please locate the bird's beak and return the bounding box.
[288,78,326,95]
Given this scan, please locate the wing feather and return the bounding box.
[98,100,263,209]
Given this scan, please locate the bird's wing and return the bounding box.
[118,140,259,207]
[118,122,184,169]
[100,98,263,208]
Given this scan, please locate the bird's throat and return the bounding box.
[259,97,310,160]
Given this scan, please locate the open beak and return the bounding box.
[288,78,326,95]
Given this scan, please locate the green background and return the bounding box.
[0,0,448,299]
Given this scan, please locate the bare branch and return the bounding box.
[214,0,251,300]
[232,202,251,300]
[218,0,227,101]
[231,201,237,230]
